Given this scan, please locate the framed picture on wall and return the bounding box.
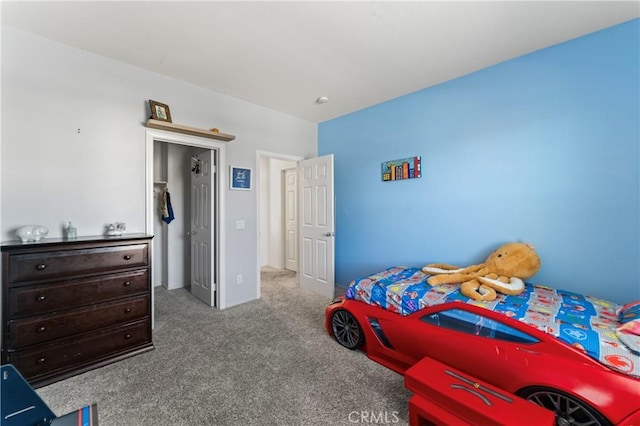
[382,156,421,181]
[230,166,252,191]
[149,100,172,122]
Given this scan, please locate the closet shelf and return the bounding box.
[146,119,235,142]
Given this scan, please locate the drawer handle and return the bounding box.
[124,333,132,340]
[36,264,47,271]
[124,308,132,313]
[37,357,46,364]
[123,281,131,287]
[123,255,132,260]
[37,326,46,333]
[36,295,46,302]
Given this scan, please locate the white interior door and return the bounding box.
[190,150,216,306]
[284,167,297,272]
[298,154,335,299]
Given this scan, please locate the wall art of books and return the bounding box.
[382,156,421,181]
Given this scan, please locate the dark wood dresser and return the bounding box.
[1,234,154,387]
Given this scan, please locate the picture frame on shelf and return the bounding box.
[229,166,252,191]
[149,100,172,122]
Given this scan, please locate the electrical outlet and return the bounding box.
[236,274,243,284]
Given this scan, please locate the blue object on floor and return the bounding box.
[1,364,98,425]
[1,364,55,425]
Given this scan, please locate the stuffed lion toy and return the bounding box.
[422,242,541,301]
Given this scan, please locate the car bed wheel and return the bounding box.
[519,387,611,426]
[331,310,364,350]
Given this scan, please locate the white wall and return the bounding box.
[259,156,270,267]
[258,156,297,269]
[164,144,193,289]
[268,158,296,268]
[152,142,167,287]
[1,26,317,308]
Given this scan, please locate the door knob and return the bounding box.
[323,232,335,237]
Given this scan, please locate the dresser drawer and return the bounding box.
[6,320,151,381]
[8,270,149,318]
[8,295,149,347]
[8,244,148,285]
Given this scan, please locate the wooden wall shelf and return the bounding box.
[146,119,235,142]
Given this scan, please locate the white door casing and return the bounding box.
[298,154,335,299]
[190,150,216,306]
[145,128,226,315]
[284,167,297,272]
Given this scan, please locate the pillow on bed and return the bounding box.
[617,301,640,336]
[618,300,640,323]
[617,326,640,355]
[618,320,640,335]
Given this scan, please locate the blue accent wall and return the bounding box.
[319,19,639,304]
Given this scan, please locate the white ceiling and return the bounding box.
[2,1,639,123]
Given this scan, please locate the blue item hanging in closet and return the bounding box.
[162,191,175,224]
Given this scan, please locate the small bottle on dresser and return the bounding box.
[66,221,77,239]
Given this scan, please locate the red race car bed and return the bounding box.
[326,266,640,426]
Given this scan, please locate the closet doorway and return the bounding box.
[256,151,303,297]
[145,129,227,320]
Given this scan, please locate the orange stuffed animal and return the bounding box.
[422,242,541,301]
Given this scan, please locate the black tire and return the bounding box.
[518,387,611,426]
[331,309,364,350]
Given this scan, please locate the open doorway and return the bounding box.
[256,151,303,298]
[150,142,218,307]
[152,142,194,293]
[145,129,228,320]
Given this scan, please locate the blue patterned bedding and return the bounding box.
[345,266,640,378]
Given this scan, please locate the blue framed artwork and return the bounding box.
[230,166,252,190]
